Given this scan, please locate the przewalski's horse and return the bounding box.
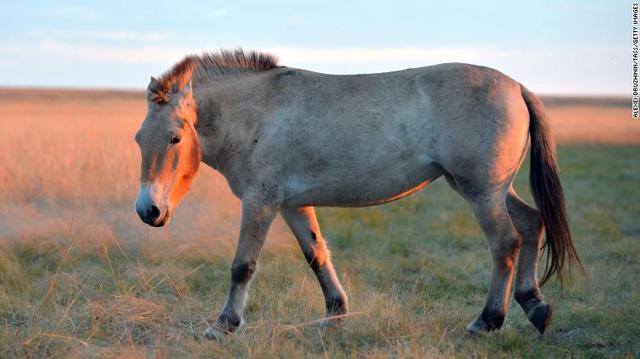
[134,49,582,340]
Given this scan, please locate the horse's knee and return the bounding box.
[231,260,257,283]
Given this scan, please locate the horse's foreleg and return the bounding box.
[280,207,348,322]
[465,195,521,334]
[507,190,552,334]
[203,199,278,341]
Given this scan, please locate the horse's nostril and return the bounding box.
[147,205,160,220]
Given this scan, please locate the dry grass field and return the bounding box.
[0,88,638,357]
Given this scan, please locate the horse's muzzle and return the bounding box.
[135,186,170,227]
[136,204,167,226]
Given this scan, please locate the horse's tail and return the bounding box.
[521,85,583,286]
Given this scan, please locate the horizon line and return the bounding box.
[0,85,630,99]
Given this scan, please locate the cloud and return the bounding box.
[0,42,625,93]
[37,41,191,64]
[74,31,175,42]
[288,15,306,25]
[39,6,98,19]
[28,42,507,66]
[204,7,234,18]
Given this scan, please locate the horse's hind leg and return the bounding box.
[467,196,521,333]
[280,207,348,322]
[507,190,552,334]
[446,175,520,333]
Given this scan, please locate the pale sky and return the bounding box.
[0,1,627,95]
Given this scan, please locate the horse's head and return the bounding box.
[134,77,201,227]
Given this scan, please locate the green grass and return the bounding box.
[1,146,639,358]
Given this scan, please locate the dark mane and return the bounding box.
[152,49,279,103]
[198,48,279,75]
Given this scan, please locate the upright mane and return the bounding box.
[150,49,279,103]
[198,48,279,75]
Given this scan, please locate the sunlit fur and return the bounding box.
[135,81,201,226]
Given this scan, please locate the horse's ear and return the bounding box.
[147,76,162,102]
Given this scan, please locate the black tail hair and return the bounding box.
[522,86,584,286]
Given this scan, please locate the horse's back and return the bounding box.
[260,64,529,207]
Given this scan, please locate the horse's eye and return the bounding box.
[170,136,181,144]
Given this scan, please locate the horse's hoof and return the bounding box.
[203,326,226,342]
[515,289,552,335]
[528,303,552,335]
[320,313,347,329]
[465,319,491,334]
[203,314,243,341]
[465,309,505,334]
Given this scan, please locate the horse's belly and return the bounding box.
[281,161,444,208]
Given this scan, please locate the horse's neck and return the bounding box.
[194,77,263,173]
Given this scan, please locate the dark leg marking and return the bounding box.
[300,247,347,315]
[231,260,256,283]
[301,250,321,273]
[310,231,318,241]
[478,308,506,331]
[326,294,347,315]
[514,289,542,310]
[216,312,241,332]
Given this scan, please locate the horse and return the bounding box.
[133,49,581,340]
